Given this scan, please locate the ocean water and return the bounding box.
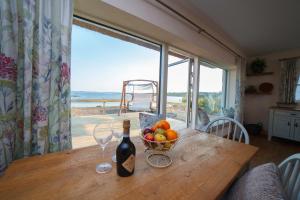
[71,91,182,108]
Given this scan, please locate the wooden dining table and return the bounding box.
[0,129,258,200]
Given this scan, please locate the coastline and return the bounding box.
[71,106,120,116]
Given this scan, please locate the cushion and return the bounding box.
[139,112,163,130]
[225,163,287,200]
[196,108,210,131]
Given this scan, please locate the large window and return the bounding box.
[198,64,226,119]
[71,22,161,148]
[71,18,235,148]
[296,77,300,101]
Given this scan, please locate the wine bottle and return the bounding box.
[116,119,136,177]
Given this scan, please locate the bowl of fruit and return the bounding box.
[141,119,179,151]
[140,120,179,168]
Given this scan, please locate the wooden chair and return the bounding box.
[204,117,250,144]
[278,153,300,200]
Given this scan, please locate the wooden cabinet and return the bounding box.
[269,108,300,142]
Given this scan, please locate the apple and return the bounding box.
[155,128,166,136]
[154,133,167,142]
[144,133,154,141]
[143,128,153,135]
[151,126,156,132]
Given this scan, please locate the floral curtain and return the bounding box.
[279,59,299,104]
[0,0,73,175]
[234,57,246,123]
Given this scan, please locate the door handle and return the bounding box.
[295,123,298,128]
[288,122,290,126]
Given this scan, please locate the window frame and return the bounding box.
[222,70,228,108]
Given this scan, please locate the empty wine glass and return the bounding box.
[111,120,124,162]
[93,124,113,173]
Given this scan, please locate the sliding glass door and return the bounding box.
[166,50,192,129]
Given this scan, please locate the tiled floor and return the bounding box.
[249,134,300,167]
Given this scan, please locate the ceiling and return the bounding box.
[183,0,300,56]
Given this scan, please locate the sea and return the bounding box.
[71,91,183,108]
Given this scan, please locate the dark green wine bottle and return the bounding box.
[116,120,136,177]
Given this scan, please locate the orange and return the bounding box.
[166,129,178,140]
[153,120,170,130]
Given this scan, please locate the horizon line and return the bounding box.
[71,90,222,93]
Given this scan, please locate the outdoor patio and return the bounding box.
[71,111,186,149]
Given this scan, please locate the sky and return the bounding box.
[71,25,223,93]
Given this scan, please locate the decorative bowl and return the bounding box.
[259,82,273,93]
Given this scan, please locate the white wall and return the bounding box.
[244,49,300,132]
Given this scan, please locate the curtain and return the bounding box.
[0,0,73,175]
[234,57,246,123]
[279,59,299,104]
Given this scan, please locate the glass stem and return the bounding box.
[102,147,105,160]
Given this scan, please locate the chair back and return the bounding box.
[278,153,300,200]
[196,108,210,131]
[204,117,250,144]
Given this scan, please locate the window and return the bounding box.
[71,21,161,149]
[166,52,190,129]
[198,64,227,119]
[296,77,300,101]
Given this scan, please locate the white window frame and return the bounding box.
[191,57,200,129]
[159,44,168,118]
[222,70,228,109]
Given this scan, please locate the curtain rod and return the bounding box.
[155,0,242,59]
[279,56,300,61]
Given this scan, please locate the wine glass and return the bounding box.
[111,115,126,162]
[93,124,113,173]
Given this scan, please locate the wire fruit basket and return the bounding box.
[140,130,180,168]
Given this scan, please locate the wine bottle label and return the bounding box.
[122,154,135,173]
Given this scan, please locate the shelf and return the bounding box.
[246,72,274,77]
